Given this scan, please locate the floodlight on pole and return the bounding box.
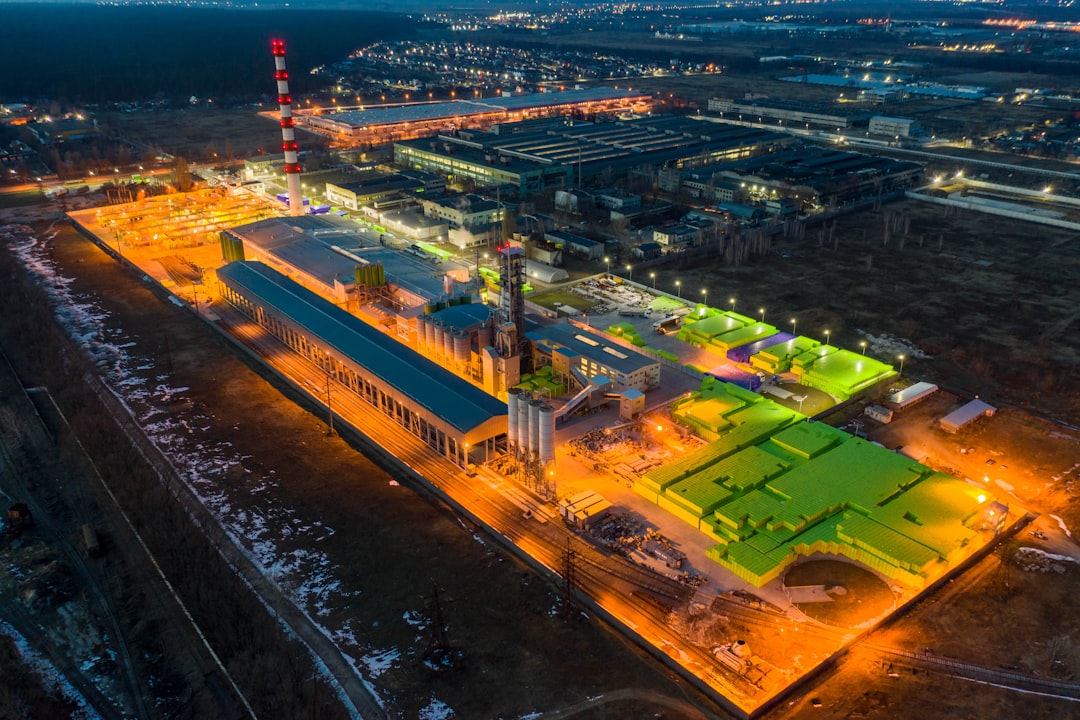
[604,256,610,276]
[729,297,736,312]
[759,307,766,322]
[898,354,906,374]
[675,280,681,298]
[650,271,656,288]
[626,264,633,282]
[790,318,797,335]
[824,329,831,346]
[860,340,867,355]
[701,288,708,306]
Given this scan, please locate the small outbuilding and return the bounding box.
[939,398,997,433]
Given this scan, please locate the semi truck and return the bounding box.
[618,306,651,318]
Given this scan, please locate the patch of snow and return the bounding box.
[1018,547,1079,565]
[4,226,388,711]
[358,648,400,678]
[419,697,455,719]
[0,618,103,719]
[857,331,931,360]
[1049,514,1072,538]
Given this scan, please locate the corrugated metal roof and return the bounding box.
[218,261,505,433]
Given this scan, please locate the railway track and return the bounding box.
[216,306,765,709]
[0,375,149,719]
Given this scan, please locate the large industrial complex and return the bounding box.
[10,11,1079,719]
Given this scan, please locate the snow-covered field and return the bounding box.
[2,225,454,718]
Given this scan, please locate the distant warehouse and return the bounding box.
[297,87,652,146]
[217,261,507,466]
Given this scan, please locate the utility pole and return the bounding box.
[325,373,334,436]
[423,581,455,670]
[559,538,577,619]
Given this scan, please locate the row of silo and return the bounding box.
[505,388,555,465]
[415,314,471,368]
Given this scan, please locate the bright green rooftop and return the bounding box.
[637,381,1000,588]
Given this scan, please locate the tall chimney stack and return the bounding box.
[272,39,303,216]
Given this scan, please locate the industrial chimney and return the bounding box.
[271,39,303,216]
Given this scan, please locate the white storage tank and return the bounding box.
[454,332,470,365]
[517,396,530,451]
[507,389,521,452]
[424,316,436,352]
[529,400,542,456]
[539,404,555,465]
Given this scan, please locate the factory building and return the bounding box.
[669,147,923,209]
[217,261,507,466]
[395,115,793,194]
[706,97,873,129]
[298,87,653,146]
[868,115,919,138]
[528,322,661,392]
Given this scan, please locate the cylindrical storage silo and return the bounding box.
[506,389,520,453]
[415,315,428,352]
[424,316,436,351]
[437,325,449,359]
[528,400,541,456]
[539,404,555,465]
[454,332,469,365]
[516,396,529,452]
[477,325,493,350]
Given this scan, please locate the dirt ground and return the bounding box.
[100,107,327,163]
[651,196,1080,422]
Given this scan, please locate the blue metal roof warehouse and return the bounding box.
[217,260,506,465]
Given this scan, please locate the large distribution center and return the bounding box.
[299,87,653,145]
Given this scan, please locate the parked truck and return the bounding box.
[618,306,651,318]
[82,523,102,558]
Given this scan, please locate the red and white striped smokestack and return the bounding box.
[272,39,303,216]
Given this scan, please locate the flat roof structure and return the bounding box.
[396,115,793,193]
[940,399,997,433]
[221,217,367,302]
[529,322,660,392]
[678,311,778,355]
[223,216,474,305]
[790,345,896,400]
[217,261,506,464]
[637,380,1002,588]
[888,381,939,409]
[301,88,653,144]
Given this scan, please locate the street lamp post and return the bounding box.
[701,288,708,307]
[860,340,867,355]
[729,297,736,312]
[626,264,633,283]
[650,271,656,289]
[898,354,906,375]
[675,280,681,298]
[790,318,797,335]
[604,256,610,276]
[824,329,831,346]
[192,286,199,315]
[759,307,766,323]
